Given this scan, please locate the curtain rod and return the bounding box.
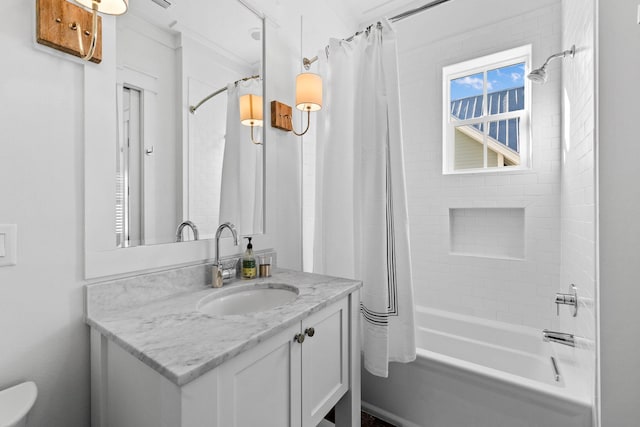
[189,75,261,114]
[305,0,452,67]
[389,0,451,22]
[349,0,452,38]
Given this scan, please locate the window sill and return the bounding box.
[449,251,526,262]
[442,165,532,176]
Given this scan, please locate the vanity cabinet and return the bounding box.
[89,293,360,427]
[218,298,348,427]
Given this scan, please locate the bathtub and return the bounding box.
[361,307,593,427]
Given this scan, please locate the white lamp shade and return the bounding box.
[295,73,322,111]
[239,94,264,126]
[74,0,129,15]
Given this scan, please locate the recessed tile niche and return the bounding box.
[449,208,525,260]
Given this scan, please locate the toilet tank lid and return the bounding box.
[0,382,37,425]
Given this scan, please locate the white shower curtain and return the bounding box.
[219,79,263,235]
[313,19,416,377]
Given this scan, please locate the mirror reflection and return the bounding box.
[114,0,264,248]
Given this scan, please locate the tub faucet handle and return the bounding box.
[542,329,576,347]
[554,284,578,317]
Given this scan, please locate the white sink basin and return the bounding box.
[197,284,299,316]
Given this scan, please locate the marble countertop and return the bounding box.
[85,268,361,386]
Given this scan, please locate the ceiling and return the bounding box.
[328,0,435,26]
[126,0,262,68]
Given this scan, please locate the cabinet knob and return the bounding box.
[294,333,305,344]
[305,327,315,337]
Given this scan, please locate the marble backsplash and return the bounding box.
[86,249,277,319]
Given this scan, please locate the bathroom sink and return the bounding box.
[197,284,299,316]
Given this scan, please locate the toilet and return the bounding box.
[0,382,37,427]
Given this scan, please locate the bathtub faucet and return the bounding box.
[554,284,578,317]
[542,329,575,347]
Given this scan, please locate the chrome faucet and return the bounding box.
[555,284,578,317]
[212,222,240,287]
[176,220,199,242]
[542,329,575,347]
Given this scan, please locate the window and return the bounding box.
[443,45,531,174]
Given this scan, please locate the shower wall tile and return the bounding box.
[558,0,597,407]
[397,2,563,328]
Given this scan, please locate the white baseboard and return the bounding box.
[362,400,422,427]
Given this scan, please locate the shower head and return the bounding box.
[527,66,548,84]
[527,44,575,84]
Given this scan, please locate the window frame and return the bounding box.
[442,45,532,175]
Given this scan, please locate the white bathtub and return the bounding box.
[362,307,593,427]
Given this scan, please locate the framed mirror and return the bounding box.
[85,0,265,277]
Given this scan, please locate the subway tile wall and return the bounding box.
[397,2,563,329]
[558,0,597,407]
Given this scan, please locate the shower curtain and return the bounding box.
[219,79,263,235]
[313,19,416,377]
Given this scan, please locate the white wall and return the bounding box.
[398,0,563,329]
[252,0,355,271]
[262,20,303,269]
[559,0,597,411]
[597,0,640,425]
[0,2,89,426]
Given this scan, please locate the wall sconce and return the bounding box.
[271,72,322,136]
[36,0,128,63]
[240,94,263,145]
[74,0,128,61]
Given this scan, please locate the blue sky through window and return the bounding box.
[450,62,525,101]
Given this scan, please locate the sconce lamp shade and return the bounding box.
[74,0,129,15]
[295,73,322,111]
[240,94,264,127]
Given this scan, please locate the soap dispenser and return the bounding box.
[242,237,257,279]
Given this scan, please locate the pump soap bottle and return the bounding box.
[242,237,257,279]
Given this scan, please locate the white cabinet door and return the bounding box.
[218,323,301,427]
[218,298,349,427]
[301,298,349,427]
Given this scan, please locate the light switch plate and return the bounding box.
[0,224,17,267]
